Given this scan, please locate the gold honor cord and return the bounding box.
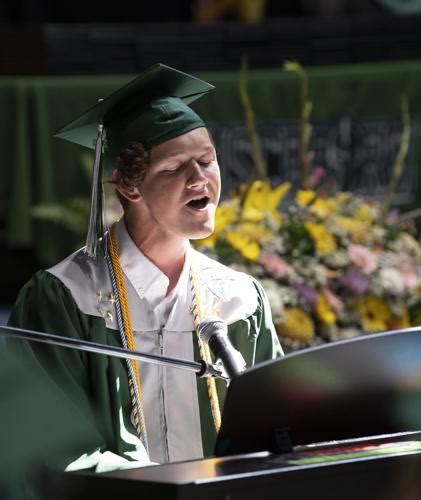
[108,221,221,442]
[108,222,221,443]
[189,259,222,432]
[108,224,147,447]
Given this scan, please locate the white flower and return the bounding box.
[323,249,350,269]
[259,279,285,320]
[376,268,405,295]
[278,285,300,306]
[390,233,421,259]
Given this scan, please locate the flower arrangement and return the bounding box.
[196,59,421,352]
[196,178,421,351]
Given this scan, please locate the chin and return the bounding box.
[188,224,215,240]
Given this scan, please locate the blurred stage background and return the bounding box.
[1,0,420,339]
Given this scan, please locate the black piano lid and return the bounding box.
[215,327,421,456]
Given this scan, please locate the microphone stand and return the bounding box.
[0,325,227,380]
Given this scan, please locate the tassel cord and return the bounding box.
[107,225,149,452]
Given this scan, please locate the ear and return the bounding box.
[110,169,142,203]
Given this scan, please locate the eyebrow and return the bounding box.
[152,145,215,164]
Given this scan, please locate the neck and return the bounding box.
[123,215,188,295]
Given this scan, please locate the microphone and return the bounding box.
[197,319,246,380]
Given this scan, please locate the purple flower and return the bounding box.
[340,267,370,295]
[386,209,400,224]
[292,280,318,306]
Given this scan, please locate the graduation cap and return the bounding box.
[54,63,215,258]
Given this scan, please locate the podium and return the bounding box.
[45,327,421,499]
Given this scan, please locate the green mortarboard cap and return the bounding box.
[53,63,215,258]
[54,63,214,165]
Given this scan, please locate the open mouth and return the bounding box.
[186,196,210,210]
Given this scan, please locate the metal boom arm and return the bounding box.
[0,325,225,379]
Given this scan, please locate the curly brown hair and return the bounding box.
[116,141,150,188]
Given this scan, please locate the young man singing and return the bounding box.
[7,64,282,480]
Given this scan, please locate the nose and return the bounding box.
[186,160,208,190]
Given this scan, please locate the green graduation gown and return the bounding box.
[4,223,282,498]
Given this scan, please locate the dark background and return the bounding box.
[1,0,421,310]
[0,0,381,23]
[1,0,421,76]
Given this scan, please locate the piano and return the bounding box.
[44,328,421,499]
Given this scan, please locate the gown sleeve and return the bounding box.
[197,275,283,456]
[249,277,284,361]
[3,270,151,500]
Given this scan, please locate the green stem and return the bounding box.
[395,207,421,224]
[384,94,411,212]
[284,61,312,188]
[239,55,267,180]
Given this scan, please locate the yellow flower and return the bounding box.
[315,294,336,325]
[225,221,273,262]
[242,180,291,224]
[197,199,239,248]
[284,60,303,73]
[304,222,336,255]
[296,189,316,207]
[240,222,273,240]
[335,192,350,205]
[310,197,339,218]
[227,232,260,262]
[388,310,411,330]
[354,296,392,332]
[334,216,369,244]
[354,203,374,224]
[226,230,261,262]
[276,307,315,344]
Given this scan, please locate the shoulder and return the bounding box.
[48,247,109,289]
[13,269,70,305]
[11,251,106,312]
[8,268,85,333]
[47,248,114,325]
[192,249,260,324]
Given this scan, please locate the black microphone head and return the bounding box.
[196,318,227,344]
[197,318,246,379]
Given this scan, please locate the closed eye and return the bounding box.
[161,165,181,174]
[198,157,215,167]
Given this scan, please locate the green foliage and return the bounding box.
[384,94,411,212]
[279,221,315,256]
[239,55,267,179]
[283,60,313,187]
[30,152,122,245]
[31,198,89,237]
[205,241,248,267]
